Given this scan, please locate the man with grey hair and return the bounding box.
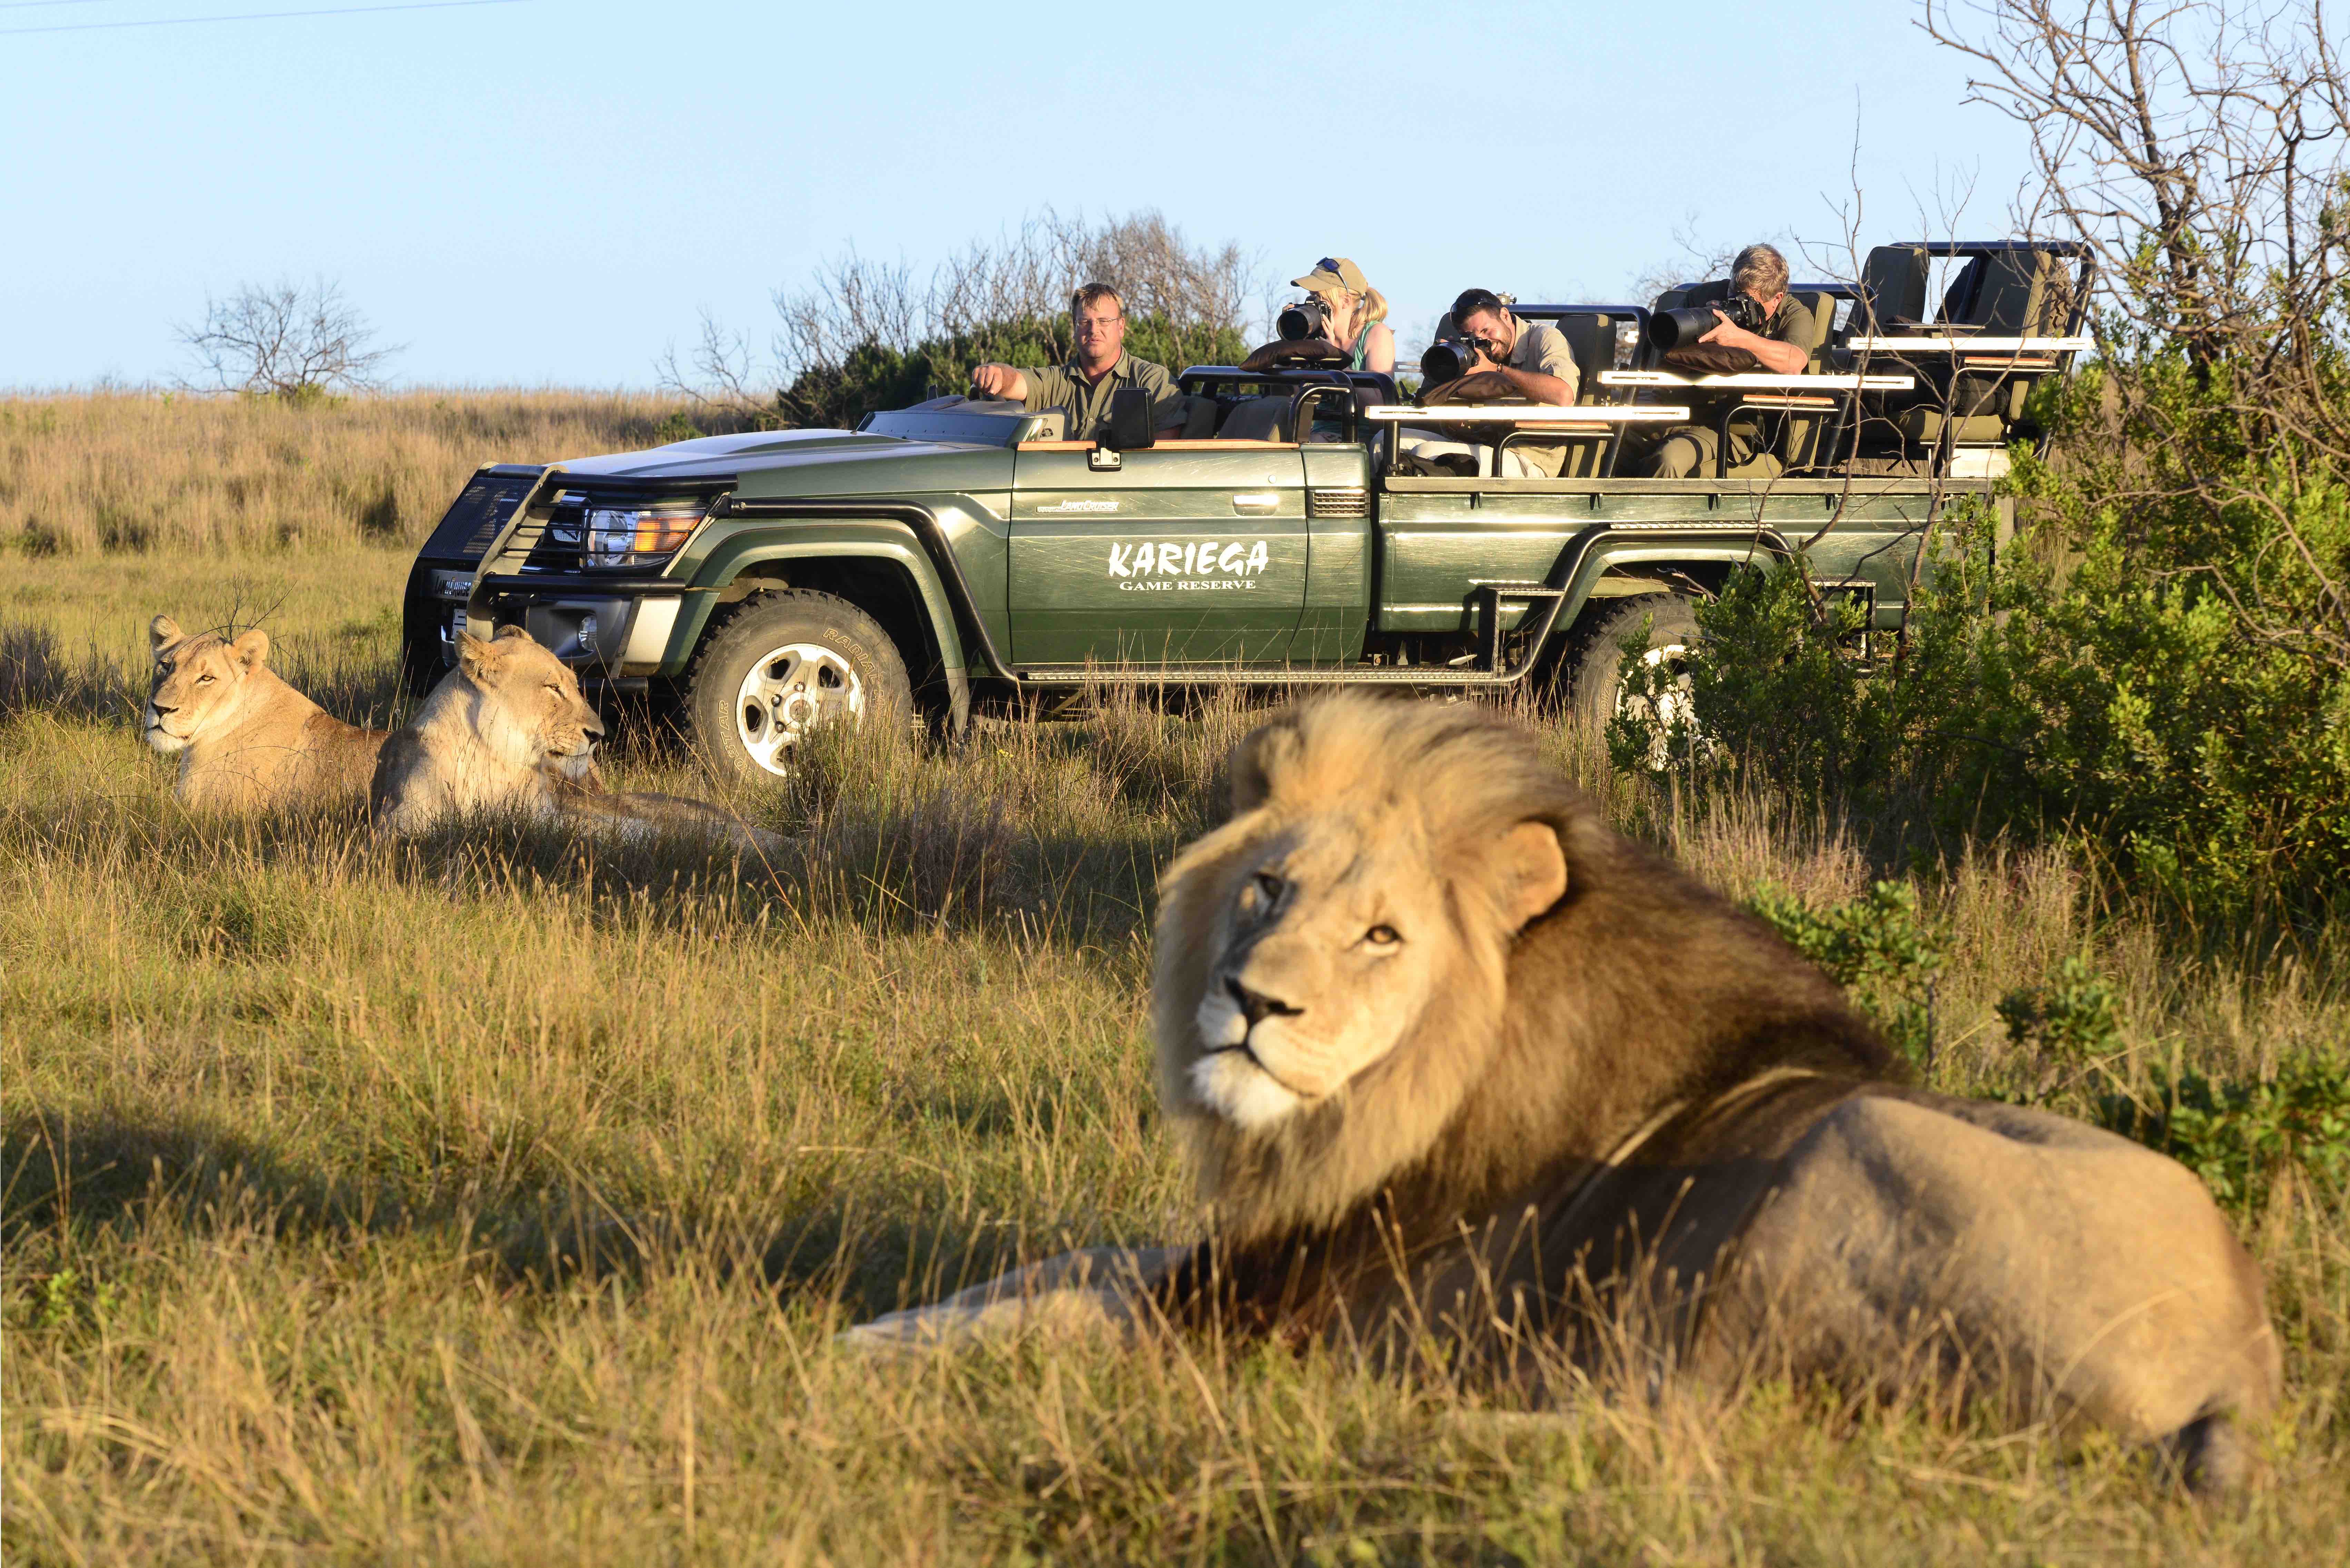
[1641,242,1820,478]
[972,282,1187,441]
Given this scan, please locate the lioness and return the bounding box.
[145,615,389,810]
[372,624,784,856]
[851,695,2281,1491]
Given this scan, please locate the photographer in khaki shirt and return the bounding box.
[1410,288,1582,477]
[1643,243,1818,478]
[972,284,1187,440]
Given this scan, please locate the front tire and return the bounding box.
[1566,593,1702,764]
[686,590,911,783]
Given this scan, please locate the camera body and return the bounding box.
[1277,297,1332,341]
[1649,291,1767,351]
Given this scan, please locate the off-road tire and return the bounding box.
[1566,592,1702,737]
[687,590,912,784]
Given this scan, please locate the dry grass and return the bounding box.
[0,390,707,559]
[3,421,2347,1561]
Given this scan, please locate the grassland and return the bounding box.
[3,392,2346,1563]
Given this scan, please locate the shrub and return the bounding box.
[1746,880,1946,1067]
[2097,1059,2350,1219]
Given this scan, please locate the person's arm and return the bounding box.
[1363,322,1395,374]
[1473,323,1577,404]
[1700,314,1807,375]
[972,363,1033,401]
[1472,359,1575,405]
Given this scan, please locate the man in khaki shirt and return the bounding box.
[972,284,1187,441]
[1413,287,1583,477]
[1643,243,1821,478]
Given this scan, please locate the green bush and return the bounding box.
[1746,880,1946,1067]
[2097,1059,2350,1219]
[1674,356,2350,919]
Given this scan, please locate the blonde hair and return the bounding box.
[1315,282,1389,326]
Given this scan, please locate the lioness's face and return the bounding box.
[145,615,266,754]
[456,626,604,769]
[1183,808,1564,1132]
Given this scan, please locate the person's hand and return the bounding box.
[1469,342,1508,376]
[971,363,1018,399]
[1698,310,1750,347]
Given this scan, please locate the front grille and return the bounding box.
[420,470,539,560]
[1308,486,1370,518]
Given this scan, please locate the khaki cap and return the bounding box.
[1291,256,1370,295]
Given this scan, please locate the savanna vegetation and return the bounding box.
[7,4,2350,1557]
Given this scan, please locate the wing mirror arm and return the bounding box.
[1090,387,1156,469]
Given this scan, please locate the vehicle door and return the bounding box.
[1007,441,1310,666]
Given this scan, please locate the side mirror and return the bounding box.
[1104,387,1156,452]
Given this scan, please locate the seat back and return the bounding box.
[1856,245,1930,334]
[1775,290,1842,470]
[1216,396,1291,442]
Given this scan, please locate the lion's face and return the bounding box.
[1158,700,1571,1177]
[455,625,604,771]
[1185,810,1464,1130]
[145,615,268,755]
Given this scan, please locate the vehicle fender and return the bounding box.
[672,523,969,680]
[1548,530,1791,647]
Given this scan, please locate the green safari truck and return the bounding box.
[399,241,2088,780]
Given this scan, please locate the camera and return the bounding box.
[1276,297,1331,341]
[1649,292,1766,351]
[1419,338,1481,386]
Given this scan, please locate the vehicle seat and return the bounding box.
[1855,245,1931,334]
[1175,394,1217,439]
[1217,396,1291,442]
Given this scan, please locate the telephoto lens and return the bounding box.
[1648,306,1721,351]
[1419,339,1474,386]
[1277,299,1330,341]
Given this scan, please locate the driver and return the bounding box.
[971,284,1188,441]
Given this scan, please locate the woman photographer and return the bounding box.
[1284,257,1395,373]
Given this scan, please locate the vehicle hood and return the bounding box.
[552,429,1014,494]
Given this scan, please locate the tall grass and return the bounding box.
[1,390,707,558]
[3,408,2346,1558]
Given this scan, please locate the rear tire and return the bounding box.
[686,590,912,784]
[1566,593,1702,751]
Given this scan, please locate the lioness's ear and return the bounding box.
[495,624,534,643]
[1489,820,1569,933]
[456,631,493,679]
[230,628,269,671]
[149,614,182,653]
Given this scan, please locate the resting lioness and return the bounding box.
[372,624,784,856]
[144,615,389,810]
[851,695,2280,1491]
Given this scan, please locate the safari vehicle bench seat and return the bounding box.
[1216,396,1293,443]
[1851,244,2080,466]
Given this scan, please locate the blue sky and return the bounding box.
[6,0,2031,388]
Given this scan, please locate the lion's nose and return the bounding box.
[148,701,175,717]
[1227,976,1301,1028]
[585,713,606,738]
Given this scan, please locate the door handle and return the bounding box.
[1231,493,1279,512]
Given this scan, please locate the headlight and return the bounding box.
[585,506,701,569]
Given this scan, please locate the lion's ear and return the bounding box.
[494,624,534,643]
[1488,820,1569,933]
[149,614,182,652]
[455,631,494,679]
[229,628,269,672]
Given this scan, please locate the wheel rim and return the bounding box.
[1615,639,1700,770]
[733,642,864,776]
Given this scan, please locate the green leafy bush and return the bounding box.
[2097,1059,2350,1219]
[1746,880,1946,1066]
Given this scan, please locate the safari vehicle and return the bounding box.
[399,241,2092,780]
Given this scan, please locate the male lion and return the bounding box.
[851,694,2281,1491]
[145,614,389,810]
[372,625,784,856]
